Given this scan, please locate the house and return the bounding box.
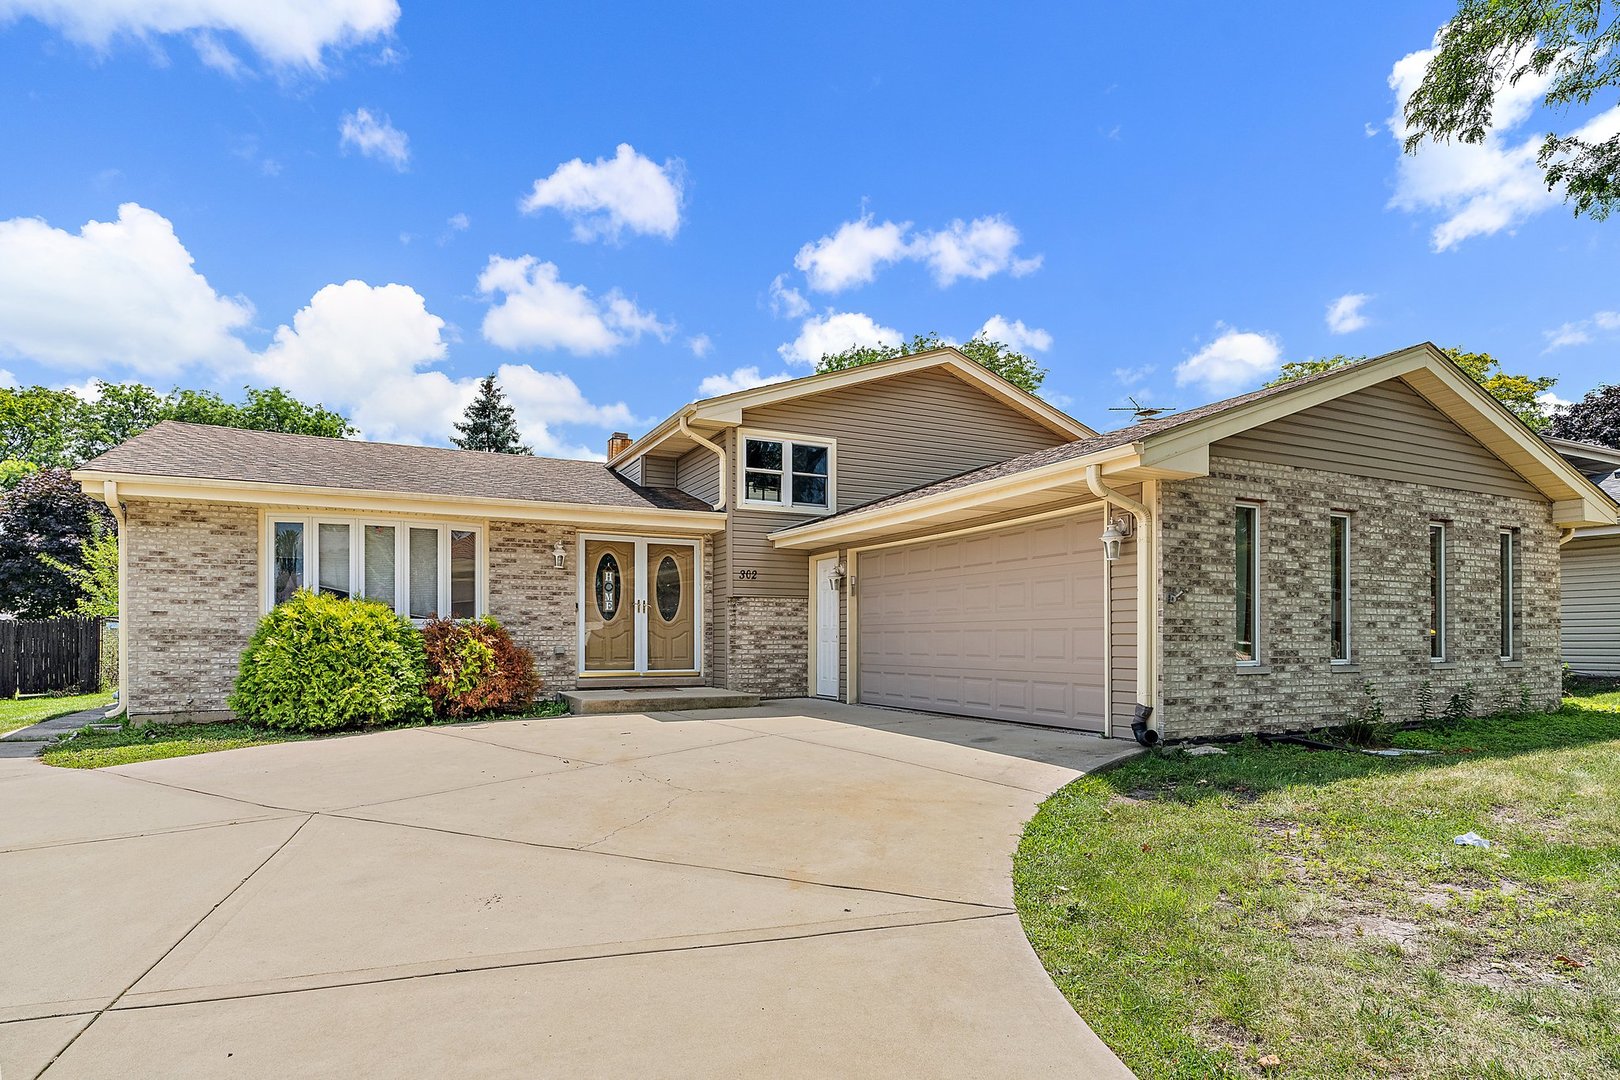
[74,342,1617,740]
[1545,436,1620,676]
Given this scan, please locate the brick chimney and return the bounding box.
[607,432,633,460]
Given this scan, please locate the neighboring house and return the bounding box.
[74,343,1616,740]
[1545,436,1620,676]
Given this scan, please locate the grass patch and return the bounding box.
[41,696,573,770]
[0,690,114,737]
[1014,691,1620,1078]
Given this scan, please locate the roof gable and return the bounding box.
[608,348,1093,468]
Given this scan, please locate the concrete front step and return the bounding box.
[562,687,762,715]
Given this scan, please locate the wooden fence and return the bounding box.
[0,617,103,696]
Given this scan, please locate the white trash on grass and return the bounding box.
[1454,832,1491,849]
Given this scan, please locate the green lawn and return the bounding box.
[0,690,114,737]
[41,698,571,769]
[1015,682,1620,1079]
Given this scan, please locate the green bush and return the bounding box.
[230,590,431,732]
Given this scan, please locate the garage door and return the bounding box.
[857,515,1106,731]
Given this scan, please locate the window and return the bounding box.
[273,521,304,605]
[1329,514,1351,663]
[741,433,833,510]
[266,516,482,622]
[1235,504,1260,664]
[1499,528,1517,660]
[1429,523,1447,661]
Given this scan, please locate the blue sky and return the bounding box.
[1,2,1616,458]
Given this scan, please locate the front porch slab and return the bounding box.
[562,686,761,714]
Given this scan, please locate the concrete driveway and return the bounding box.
[0,699,1136,1079]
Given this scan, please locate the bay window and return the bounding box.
[741,432,834,511]
[265,515,483,621]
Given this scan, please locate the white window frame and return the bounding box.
[1235,502,1262,667]
[1329,513,1352,664]
[1499,527,1516,661]
[737,429,837,514]
[1429,523,1447,662]
[261,512,487,623]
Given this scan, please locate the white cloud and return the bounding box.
[768,273,810,318]
[0,202,253,376]
[478,255,672,355]
[1326,292,1372,334]
[915,216,1042,286]
[191,30,244,75]
[339,108,409,170]
[778,311,901,366]
[687,333,712,358]
[1543,309,1620,351]
[1173,325,1283,393]
[977,314,1051,352]
[1538,390,1574,415]
[791,212,1041,292]
[697,366,794,397]
[793,215,912,292]
[1114,364,1156,386]
[255,278,628,455]
[519,143,683,242]
[1387,36,1620,251]
[0,0,401,70]
[447,212,468,231]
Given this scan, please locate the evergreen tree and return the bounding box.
[451,375,532,454]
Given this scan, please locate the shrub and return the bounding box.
[230,591,431,732]
[421,615,541,718]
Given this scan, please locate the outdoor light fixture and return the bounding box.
[553,541,567,569]
[828,560,847,588]
[1100,515,1135,561]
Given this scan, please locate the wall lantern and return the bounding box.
[827,560,847,589]
[553,541,567,570]
[1100,515,1134,562]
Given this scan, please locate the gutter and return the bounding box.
[677,416,728,510]
[101,480,128,721]
[1084,465,1158,745]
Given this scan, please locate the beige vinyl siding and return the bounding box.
[642,455,678,488]
[730,368,1069,598]
[1211,378,1539,500]
[676,446,721,505]
[1561,535,1620,675]
[618,457,643,485]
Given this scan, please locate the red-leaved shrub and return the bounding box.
[421,616,542,718]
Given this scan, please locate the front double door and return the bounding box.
[581,537,699,675]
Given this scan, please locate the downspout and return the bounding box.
[677,416,727,510]
[1559,528,1577,546]
[101,480,128,720]
[1084,464,1158,746]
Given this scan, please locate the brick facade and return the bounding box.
[1157,455,1562,739]
[125,499,260,720]
[725,596,809,697]
[486,521,579,693]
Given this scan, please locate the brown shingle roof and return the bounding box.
[777,357,1380,529]
[78,421,716,513]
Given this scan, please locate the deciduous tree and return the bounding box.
[815,332,1047,394]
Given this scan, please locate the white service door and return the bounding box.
[815,556,841,698]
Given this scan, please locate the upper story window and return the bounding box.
[266,514,482,622]
[741,431,834,512]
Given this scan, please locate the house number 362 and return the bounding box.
[736,569,759,580]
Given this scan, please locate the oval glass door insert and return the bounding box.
[595,553,622,619]
[655,555,681,621]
